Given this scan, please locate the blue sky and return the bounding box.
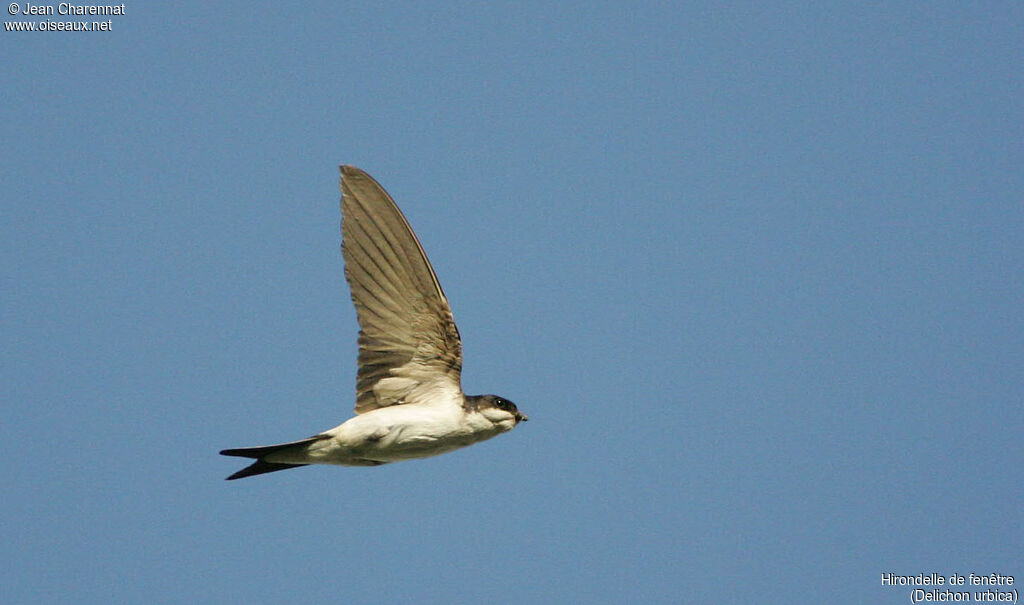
[3,3,1021,603]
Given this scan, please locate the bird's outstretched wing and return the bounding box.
[340,166,464,414]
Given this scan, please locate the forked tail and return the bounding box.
[220,435,325,480]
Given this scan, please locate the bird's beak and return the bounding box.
[516,412,528,423]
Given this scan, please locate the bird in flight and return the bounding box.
[221,166,526,480]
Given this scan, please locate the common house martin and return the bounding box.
[220,166,525,480]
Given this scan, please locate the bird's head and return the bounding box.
[471,394,528,429]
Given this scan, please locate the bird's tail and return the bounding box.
[220,435,326,480]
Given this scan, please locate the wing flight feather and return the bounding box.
[340,166,464,414]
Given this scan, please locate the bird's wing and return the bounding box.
[340,166,464,414]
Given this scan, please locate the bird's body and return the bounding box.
[261,396,517,466]
[221,166,525,480]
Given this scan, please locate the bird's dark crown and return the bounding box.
[466,394,527,421]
